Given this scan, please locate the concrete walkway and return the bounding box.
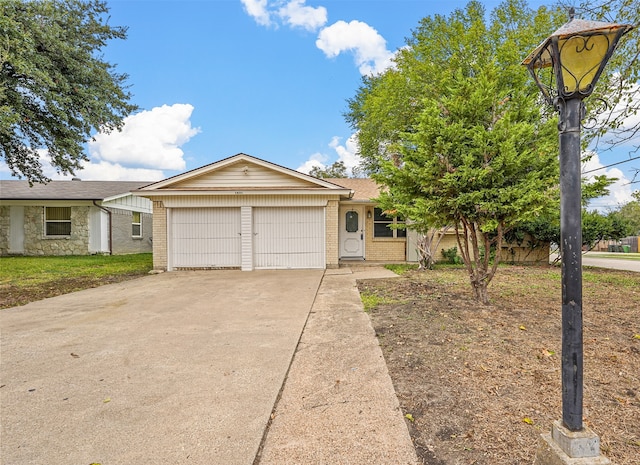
[0,267,417,465]
[258,267,418,465]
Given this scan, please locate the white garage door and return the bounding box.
[171,208,241,268]
[253,207,325,269]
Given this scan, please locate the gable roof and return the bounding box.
[325,178,381,201]
[0,180,153,201]
[136,153,353,196]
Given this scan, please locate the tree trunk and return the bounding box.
[455,220,503,305]
[471,277,490,305]
[416,226,451,270]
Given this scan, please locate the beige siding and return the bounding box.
[241,206,253,271]
[158,194,333,208]
[169,162,319,189]
[104,195,152,213]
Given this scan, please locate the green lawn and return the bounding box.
[0,254,153,308]
[587,252,640,261]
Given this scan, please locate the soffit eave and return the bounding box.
[133,188,353,198]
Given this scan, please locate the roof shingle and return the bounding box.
[324,178,381,201]
[0,180,153,201]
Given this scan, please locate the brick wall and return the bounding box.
[109,208,153,254]
[325,200,339,268]
[363,212,406,261]
[152,201,167,270]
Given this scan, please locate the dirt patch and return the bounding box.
[0,273,146,309]
[359,266,640,464]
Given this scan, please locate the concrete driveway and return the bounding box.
[0,270,323,465]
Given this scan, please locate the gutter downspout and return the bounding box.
[93,200,113,255]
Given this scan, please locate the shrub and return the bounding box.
[441,247,462,264]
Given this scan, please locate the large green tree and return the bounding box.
[346,0,563,304]
[508,174,626,258]
[572,0,640,158]
[1,0,137,183]
[617,191,640,235]
[309,161,348,179]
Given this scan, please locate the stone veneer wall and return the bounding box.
[23,206,90,255]
[0,206,10,255]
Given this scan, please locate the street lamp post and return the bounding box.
[523,8,633,463]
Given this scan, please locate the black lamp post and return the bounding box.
[522,10,633,433]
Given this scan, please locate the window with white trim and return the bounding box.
[132,211,142,237]
[45,207,71,236]
[373,207,406,238]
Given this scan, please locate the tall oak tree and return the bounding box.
[1,0,137,183]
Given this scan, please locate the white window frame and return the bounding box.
[132,211,142,237]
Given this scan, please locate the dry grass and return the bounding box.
[359,265,640,465]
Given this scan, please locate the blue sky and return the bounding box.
[3,0,638,208]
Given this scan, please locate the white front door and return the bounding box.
[339,206,364,258]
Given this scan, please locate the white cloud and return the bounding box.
[582,151,634,210]
[88,104,199,171]
[296,152,328,174]
[240,0,272,27]
[239,2,395,75]
[605,81,640,144]
[329,134,361,173]
[297,134,363,176]
[277,0,327,31]
[242,0,327,31]
[32,150,165,181]
[70,161,165,181]
[316,20,394,75]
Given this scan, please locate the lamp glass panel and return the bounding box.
[558,33,611,93]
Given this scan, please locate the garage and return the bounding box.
[169,206,325,270]
[253,207,325,269]
[136,154,353,272]
[171,208,241,268]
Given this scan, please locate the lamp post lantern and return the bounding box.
[522,5,633,443]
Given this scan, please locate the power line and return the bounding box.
[582,155,640,174]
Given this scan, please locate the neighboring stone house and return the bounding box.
[0,180,153,256]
